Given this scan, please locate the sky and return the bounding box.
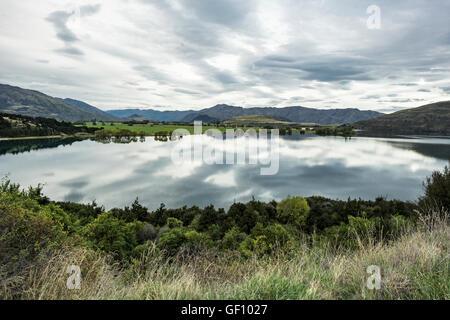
[0,0,449,112]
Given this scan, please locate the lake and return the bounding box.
[0,133,449,210]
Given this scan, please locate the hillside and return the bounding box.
[223,115,292,125]
[0,113,97,138]
[354,101,450,135]
[108,104,383,124]
[119,114,155,123]
[60,98,117,121]
[106,108,196,122]
[0,84,114,121]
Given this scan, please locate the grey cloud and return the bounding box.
[174,88,201,95]
[46,4,101,56]
[361,95,381,100]
[46,10,79,43]
[56,46,84,56]
[253,56,373,82]
[396,83,417,87]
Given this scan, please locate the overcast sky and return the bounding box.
[0,0,449,112]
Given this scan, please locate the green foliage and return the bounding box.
[220,226,247,251]
[314,125,355,137]
[249,223,294,255]
[0,113,96,138]
[157,227,186,256]
[194,205,219,232]
[323,215,382,249]
[420,163,450,211]
[167,217,183,229]
[0,181,67,278]
[276,196,310,229]
[83,212,143,261]
[1,170,436,262]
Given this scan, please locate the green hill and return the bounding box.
[0,84,114,121]
[0,113,96,138]
[354,101,450,135]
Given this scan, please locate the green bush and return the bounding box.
[276,196,310,229]
[221,226,247,250]
[420,163,450,211]
[157,227,186,256]
[83,212,143,260]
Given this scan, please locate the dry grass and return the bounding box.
[1,212,448,300]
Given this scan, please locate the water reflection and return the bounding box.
[0,135,448,210]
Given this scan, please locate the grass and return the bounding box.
[80,122,230,136]
[81,122,324,136]
[2,211,448,300]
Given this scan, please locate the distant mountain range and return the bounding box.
[5,84,447,133]
[354,101,450,135]
[107,104,383,124]
[106,108,196,122]
[0,84,116,121]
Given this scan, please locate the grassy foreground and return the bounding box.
[1,213,448,300]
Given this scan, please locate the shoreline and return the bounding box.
[0,133,94,141]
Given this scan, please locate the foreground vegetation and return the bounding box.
[0,164,448,300]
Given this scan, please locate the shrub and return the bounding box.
[276,196,310,229]
[157,227,186,256]
[83,213,143,261]
[221,226,247,251]
[420,163,450,211]
[167,217,183,229]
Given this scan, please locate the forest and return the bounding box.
[0,113,96,137]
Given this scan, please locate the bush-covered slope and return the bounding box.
[0,113,97,138]
[354,101,450,135]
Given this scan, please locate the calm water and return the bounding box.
[0,134,449,210]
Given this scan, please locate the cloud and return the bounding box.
[0,0,448,111]
[46,4,101,56]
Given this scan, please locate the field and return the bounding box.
[80,122,336,136]
[81,122,232,135]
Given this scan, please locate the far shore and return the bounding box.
[0,133,93,141]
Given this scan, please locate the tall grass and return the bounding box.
[1,210,448,300]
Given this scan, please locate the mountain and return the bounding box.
[106,108,196,122]
[108,104,383,124]
[189,114,219,123]
[120,114,155,122]
[354,101,450,136]
[0,84,114,121]
[223,115,293,125]
[182,104,383,124]
[59,98,117,121]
